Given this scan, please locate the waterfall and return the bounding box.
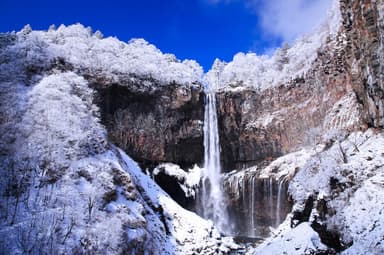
[200,92,229,234]
[223,173,291,237]
[275,178,284,227]
[269,177,273,226]
[249,175,256,237]
[242,176,247,227]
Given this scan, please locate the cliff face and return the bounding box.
[93,81,204,171]
[249,1,384,253]
[341,0,384,128]
[45,0,383,176]
[216,43,362,171]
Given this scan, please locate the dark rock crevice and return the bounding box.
[291,195,350,253]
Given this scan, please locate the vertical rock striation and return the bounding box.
[93,81,205,171]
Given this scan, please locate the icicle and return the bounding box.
[263,178,268,204]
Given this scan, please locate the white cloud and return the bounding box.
[249,0,333,42]
[202,0,334,43]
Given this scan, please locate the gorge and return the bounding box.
[1,0,384,254]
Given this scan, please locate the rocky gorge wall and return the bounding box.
[341,0,384,128]
[224,174,292,238]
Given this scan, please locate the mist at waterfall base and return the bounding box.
[195,92,292,240]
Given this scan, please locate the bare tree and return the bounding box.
[87,196,95,223]
[62,216,76,244]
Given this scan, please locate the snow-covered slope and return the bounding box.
[0,68,235,254]
[249,129,384,254]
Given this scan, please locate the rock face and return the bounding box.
[216,57,363,171]
[40,0,382,178]
[340,0,384,128]
[93,81,204,171]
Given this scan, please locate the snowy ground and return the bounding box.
[251,221,328,255]
[249,129,384,254]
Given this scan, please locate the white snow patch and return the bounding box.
[252,222,327,255]
[323,92,363,131]
[152,163,202,198]
[259,148,316,180]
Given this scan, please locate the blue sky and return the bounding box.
[0,0,332,71]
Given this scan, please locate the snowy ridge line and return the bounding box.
[1,0,341,91]
[205,0,341,92]
[0,23,204,87]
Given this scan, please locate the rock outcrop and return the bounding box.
[93,80,204,171]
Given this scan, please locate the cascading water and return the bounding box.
[196,85,291,238]
[275,178,285,227]
[249,176,256,237]
[269,177,273,226]
[199,92,230,234]
[224,174,292,237]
